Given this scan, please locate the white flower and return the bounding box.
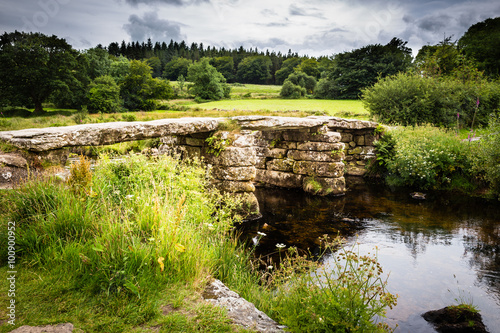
[276,243,286,249]
[267,265,273,270]
[257,231,267,237]
[125,194,134,199]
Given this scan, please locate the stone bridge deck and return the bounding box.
[0,116,377,152]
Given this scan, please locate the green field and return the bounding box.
[195,99,369,119]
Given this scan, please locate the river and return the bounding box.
[240,183,500,332]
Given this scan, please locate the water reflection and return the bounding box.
[240,184,500,332]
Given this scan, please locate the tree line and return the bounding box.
[0,16,498,115]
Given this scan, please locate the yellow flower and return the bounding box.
[157,257,165,272]
[175,243,186,253]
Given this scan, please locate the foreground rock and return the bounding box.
[203,279,285,332]
[9,323,74,333]
[422,306,488,332]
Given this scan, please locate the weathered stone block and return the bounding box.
[273,141,297,150]
[348,147,363,155]
[217,147,256,167]
[212,180,255,193]
[341,133,353,142]
[287,150,343,162]
[232,133,256,148]
[303,176,346,196]
[264,148,287,159]
[212,166,256,181]
[283,130,341,143]
[255,169,303,188]
[365,133,377,146]
[293,161,344,178]
[183,145,202,160]
[345,165,367,176]
[355,135,365,146]
[267,158,294,172]
[296,142,345,152]
[185,137,205,146]
[255,156,267,169]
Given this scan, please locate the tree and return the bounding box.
[87,75,121,113]
[187,58,230,101]
[275,57,301,84]
[236,56,272,84]
[415,37,460,77]
[0,31,79,114]
[458,17,500,78]
[211,56,235,82]
[109,56,131,84]
[317,37,412,99]
[145,57,162,78]
[84,47,112,79]
[163,57,192,80]
[121,60,174,110]
[296,58,320,79]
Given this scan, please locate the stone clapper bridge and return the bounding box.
[0,116,379,216]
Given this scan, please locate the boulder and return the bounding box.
[203,279,284,332]
[422,306,488,332]
[9,323,74,333]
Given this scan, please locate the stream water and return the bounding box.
[239,183,500,332]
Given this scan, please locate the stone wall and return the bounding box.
[156,117,379,217]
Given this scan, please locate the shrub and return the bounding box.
[372,125,474,190]
[280,72,316,99]
[86,75,122,113]
[362,72,500,127]
[280,80,306,99]
[470,115,500,199]
[269,237,397,332]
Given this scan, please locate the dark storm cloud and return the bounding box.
[123,11,183,41]
[417,14,452,32]
[124,0,209,6]
[289,4,324,18]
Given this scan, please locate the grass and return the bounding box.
[0,98,368,132]
[0,154,397,332]
[194,99,369,119]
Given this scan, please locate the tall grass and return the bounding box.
[0,154,397,332]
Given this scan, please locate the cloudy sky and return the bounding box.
[1,0,499,57]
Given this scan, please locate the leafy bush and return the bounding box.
[374,125,473,190]
[362,72,500,127]
[280,72,316,99]
[315,77,338,99]
[470,115,500,199]
[87,75,122,113]
[187,58,230,101]
[280,80,306,99]
[269,237,397,332]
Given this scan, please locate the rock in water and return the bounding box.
[422,306,488,332]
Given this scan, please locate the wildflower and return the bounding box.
[267,265,273,270]
[125,194,134,199]
[157,257,165,272]
[175,243,185,252]
[276,243,286,249]
[257,231,267,237]
[204,223,215,231]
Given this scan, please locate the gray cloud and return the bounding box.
[289,4,324,18]
[124,0,209,6]
[417,14,452,32]
[123,11,183,41]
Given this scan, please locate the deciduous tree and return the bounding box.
[0,31,79,114]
